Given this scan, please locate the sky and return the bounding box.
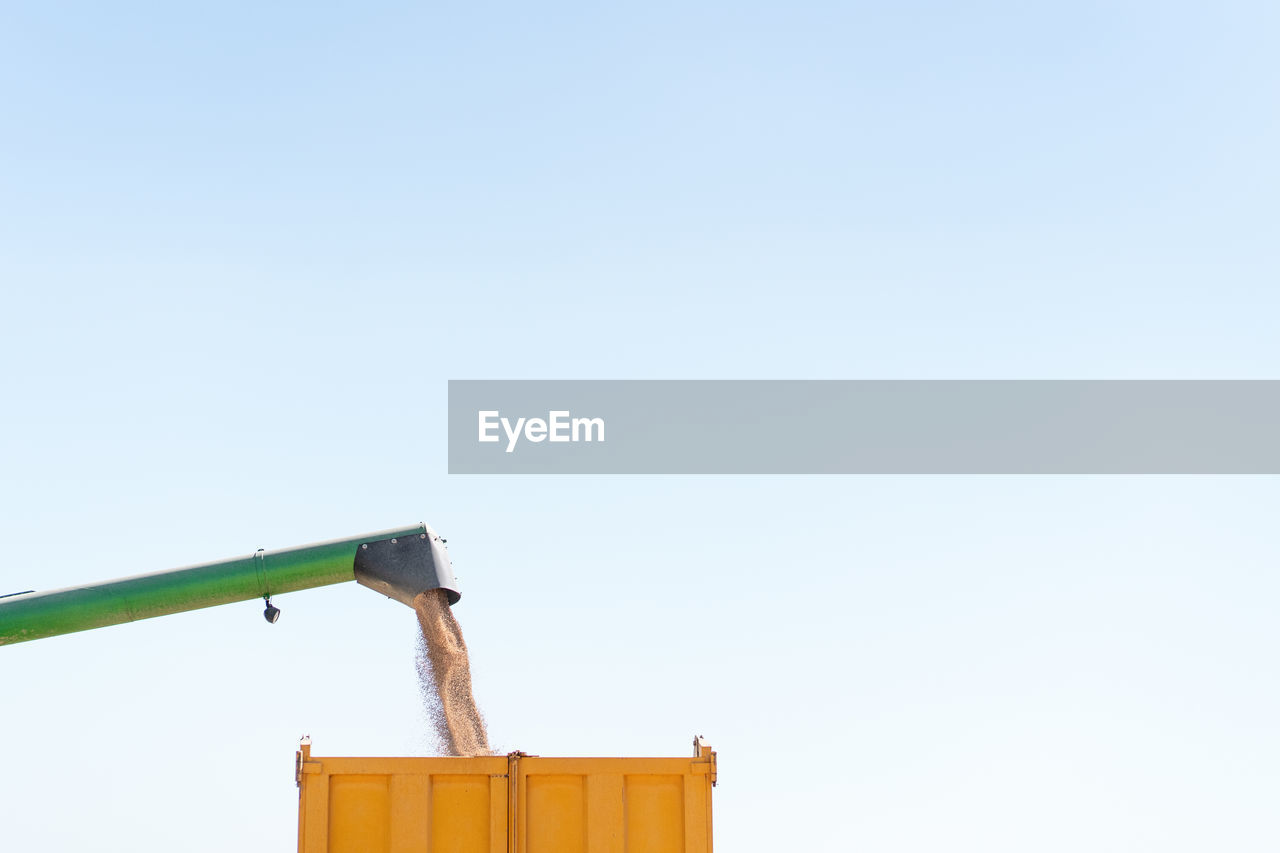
[1,2,1278,851]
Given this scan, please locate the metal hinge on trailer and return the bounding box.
[296,736,323,787]
[692,735,717,786]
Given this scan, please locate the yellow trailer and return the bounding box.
[296,737,717,853]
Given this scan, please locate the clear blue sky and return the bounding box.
[1,2,1277,851]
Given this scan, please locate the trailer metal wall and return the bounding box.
[296,739,716,853]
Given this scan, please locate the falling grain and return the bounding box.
[413,589,490,757]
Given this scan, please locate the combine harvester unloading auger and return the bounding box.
[0,522,719,850]
[0,523,458,645]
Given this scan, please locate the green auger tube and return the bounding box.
[0,523,459,646]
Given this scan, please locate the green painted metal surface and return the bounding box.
[0,523,427,646]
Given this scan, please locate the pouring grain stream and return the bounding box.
[413,589,490,756]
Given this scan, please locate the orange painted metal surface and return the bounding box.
[296,737,716,853]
